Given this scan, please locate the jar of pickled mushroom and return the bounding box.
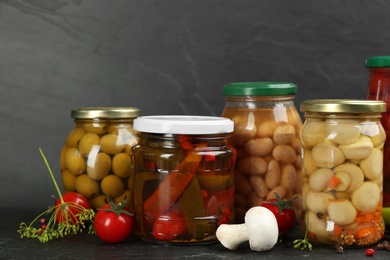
[221,82,303,223]
[300,99,386,247]
[60,107,140,210]
[132,115,235,244]
[366,56,390,227]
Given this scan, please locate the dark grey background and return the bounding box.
[1,0,388,208]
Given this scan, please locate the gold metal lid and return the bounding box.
[71,107,140,119]
[300,99,386,113]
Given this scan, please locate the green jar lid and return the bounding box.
[223,82,297,96]
[365,56,390,67]
[71,107,140,119]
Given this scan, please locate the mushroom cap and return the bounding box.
[244,206,279,251]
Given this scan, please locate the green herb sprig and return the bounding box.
[17,148,95,243]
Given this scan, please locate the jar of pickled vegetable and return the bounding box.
[132,115,235,244]
[365,56,390,228]
[300,99,386,247]
[221,82,303,223]
[60,107,140,210]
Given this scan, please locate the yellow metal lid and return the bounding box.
[300,99,386,113]
[71,107,140,119]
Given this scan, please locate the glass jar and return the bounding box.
[300,99,386,247]
[366,56,390,228]
[60,107,140,210]
[221,82,303,223]
[132,115,235,244]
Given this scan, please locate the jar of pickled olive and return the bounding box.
[221,82,303,223]
[132,115,235,244]
[300,99,386,247]
[365,56,390,227]
[60,107,140,210]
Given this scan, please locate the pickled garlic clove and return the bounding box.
[351,182,381,213]
[302,148,318,177]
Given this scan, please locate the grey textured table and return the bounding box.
[1,208,390,260]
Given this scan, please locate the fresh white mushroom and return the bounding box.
[216,206,279,251]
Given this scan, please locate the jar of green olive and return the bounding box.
[300,99,386,247]
[132,115,235,244]
[60,107,140,210]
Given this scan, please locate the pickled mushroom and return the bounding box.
[327,200,357,225]
[338,135,373,160]
[312,143,345,168]
[351,182,381,213]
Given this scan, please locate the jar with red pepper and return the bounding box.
[366,56,390,228]
[131,116,235,244]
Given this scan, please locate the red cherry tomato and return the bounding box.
[94,203,134,243]
[261,196,296,234]
[54,192,90,224]
[152,211,187,241]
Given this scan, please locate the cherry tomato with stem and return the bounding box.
[54,192,91,224]
[261,193,297,234]
[94,197,134,243]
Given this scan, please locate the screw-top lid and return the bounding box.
[300,99,386,113]
[223,82,297,96]
[365,56,390,68]
[133,115,234,134]
[71,107,140,119]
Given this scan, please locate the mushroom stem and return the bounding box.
[216,206,279,252]
[216,224,248,250]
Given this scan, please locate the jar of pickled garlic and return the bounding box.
[60,107,140,210]
[221,82,303,223]
[365,56,390,228]
[300,99,386,247]
[132,115,235,244]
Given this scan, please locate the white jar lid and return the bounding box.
[133,115,234,134]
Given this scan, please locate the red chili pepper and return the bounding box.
[143,143,207,217]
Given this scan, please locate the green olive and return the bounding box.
[66,127,85,147]
[90,194,108,209]
[87,152,111,180]
[100,175,124,198]
[61,170,76,192]
[78,132,100,156]
[75,174,100,199]
[100,134,126,154]
[60,145,68,170]
[114,189,132,209]
[112,153,132,178]
[83,122,108,134]
[65,147,86,175]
